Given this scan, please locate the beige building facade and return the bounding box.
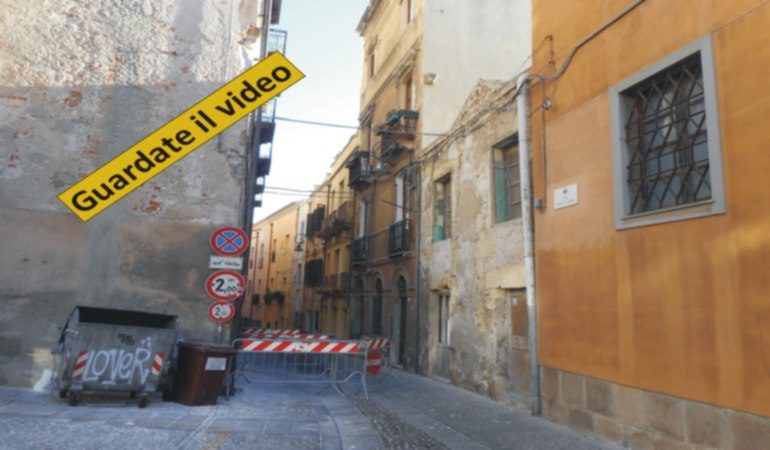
[418,79,531,407]
[349,0,532,372]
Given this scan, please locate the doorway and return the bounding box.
[398,296,407,366]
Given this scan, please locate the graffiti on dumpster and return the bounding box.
[81,337,154,385]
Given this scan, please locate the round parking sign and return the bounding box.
[208,301,235,323]
[205,270,245,301]
[211,227,249,256]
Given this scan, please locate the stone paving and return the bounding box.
[0,370,620,449]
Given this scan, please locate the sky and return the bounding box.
[254,0,369,222]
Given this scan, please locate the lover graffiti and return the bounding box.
[80,337,154,384]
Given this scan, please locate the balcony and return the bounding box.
[352,236,368,265]
[256,156,272,177]
[388,219,410,257]
[339,272,351,292]
[305,206,325,238]
[376,109,418,164]
[304,259,324,286]
[318,201,353,239]
[253,121,276,177]
[324,273,339,291]
[321,272,351,296]
[347,151,372,191]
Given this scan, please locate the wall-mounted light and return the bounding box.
[423,73,437,85]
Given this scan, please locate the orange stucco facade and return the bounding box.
[246,202,299,328]
[532,0,770,417]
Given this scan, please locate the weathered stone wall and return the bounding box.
[542,366,770,449]
[0,0,261,387]
[418,79,530,408]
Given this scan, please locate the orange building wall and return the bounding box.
[249,203,298,328]
[532,0,770,417]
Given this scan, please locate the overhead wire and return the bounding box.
[274,116,450,137]
[260,34,556,206]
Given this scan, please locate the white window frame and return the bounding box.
[395,173,405,222]
[357,199,367,237]
[609,35,726,230]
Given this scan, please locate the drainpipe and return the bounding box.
[516,75,540,416]
[515,0,645,417]
[413,159,422,373]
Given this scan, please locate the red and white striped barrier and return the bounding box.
[240,339,361,354]
[368,338,390,349]
[72,351,89,381]
[242,328,301,338]
[150,353,165,377]
[296,334,330,339]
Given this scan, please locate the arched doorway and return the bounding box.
[372,278,383,336]
[396,275,408,366]
[352,278,364,338]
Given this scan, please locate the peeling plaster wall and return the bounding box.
[0,0,261,387]
[419,80,530,408]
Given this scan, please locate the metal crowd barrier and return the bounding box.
[226,337,370,400]
[362,336,400,383]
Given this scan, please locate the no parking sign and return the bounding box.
[210,227,249,256]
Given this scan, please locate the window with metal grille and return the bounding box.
[610,36,725,229]
[622,53,709,214]
[493,137,522,223]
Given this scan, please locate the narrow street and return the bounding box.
[3,0,770,448]
[0,371,616,450]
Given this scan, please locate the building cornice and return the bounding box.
[356,0,385,35]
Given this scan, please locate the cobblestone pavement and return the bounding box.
[351,398,447,450]
[0,370,620,449]
[365,371,620,450]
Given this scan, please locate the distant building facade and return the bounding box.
[299,136,359,338]
[349,0,532,371]
[246,202,298,329]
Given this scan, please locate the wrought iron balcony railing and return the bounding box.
[324,273,339,290]
[388,219,410,257]
[319,201,353,239]
[347,151,372,191]
[352,236,368,265]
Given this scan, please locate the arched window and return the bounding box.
[397,275,407,293]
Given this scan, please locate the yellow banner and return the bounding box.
[58,52,304,221]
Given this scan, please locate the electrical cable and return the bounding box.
[274,116,450,137]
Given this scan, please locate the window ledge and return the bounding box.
[494,217,522,227]
[617,198,725,230]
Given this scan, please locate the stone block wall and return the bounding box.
[0,0,263,387]
[541,367,770,449]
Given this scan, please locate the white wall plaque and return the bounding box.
[554,183,578,210]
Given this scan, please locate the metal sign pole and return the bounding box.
[216,323,223,344]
